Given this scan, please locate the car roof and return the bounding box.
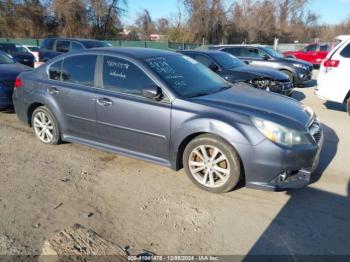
[44,37,106,44]
[179,49,223,54]
[212,44,268,49]
[89,47,178,59]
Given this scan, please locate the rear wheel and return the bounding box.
[183,134,242,193]
[32,106,61,145]
[347,98,350,116]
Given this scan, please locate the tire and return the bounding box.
[31,106,61,145]
[281,70,295,84]
[347,98,350,116]
[183,134,242,193]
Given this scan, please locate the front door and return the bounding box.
[95,55,171,159]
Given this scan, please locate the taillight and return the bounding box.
[323,60,339,68]
[14,77,22,88]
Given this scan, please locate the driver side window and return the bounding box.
[305,45,317,52]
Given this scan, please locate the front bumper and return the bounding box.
[237,127,324,192]
[294,68,313,85]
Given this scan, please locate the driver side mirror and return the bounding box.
[209,63,219,72]
[262,55,270,60]
[142,86,163,101]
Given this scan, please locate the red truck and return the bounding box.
[283,43,336,66]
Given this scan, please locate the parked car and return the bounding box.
[315,36,350,115]
[0,43,35,67]
[38,37,112,63]
[283,42,336,66]
[0,51,31,109]
[178,50,293,96]
[13,48,323,193]
[209,45,313,86]
[21,45,40,62]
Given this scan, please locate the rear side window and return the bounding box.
[40,39,55,51]
[194,54,214,67]
[102,56,154,96]
[56,40,70,53]
[71,42,84,51]
[340,43,350,58]
[305,45,317,52]
[319,45,329,52]
[224,48,240,56]
[49,60,63,81]
[61,55,97,86]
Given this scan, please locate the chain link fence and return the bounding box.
[0,37,305,52]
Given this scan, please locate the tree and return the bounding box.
[135,9,155,40]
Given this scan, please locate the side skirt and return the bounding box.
[63,134,173,169]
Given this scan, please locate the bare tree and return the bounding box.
[135,9,155,40]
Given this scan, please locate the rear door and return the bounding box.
[95,55,171,159]
[46,54,98,139]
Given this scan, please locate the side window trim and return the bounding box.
[195,54,220,70]
[99,54,169,102]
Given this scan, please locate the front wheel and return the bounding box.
[281,70,295,84]
[32,106,61,145]
[183,134,242,193]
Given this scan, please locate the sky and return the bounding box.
[121,0,350,26]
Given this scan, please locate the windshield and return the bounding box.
[262,47,283,58]
[83,41,110,49]
[144,55,230,98]
[0,52,15,64]
[28,46,39,52]
[211,52,245,69]
[16,46,29,53]
[0,44,18,53]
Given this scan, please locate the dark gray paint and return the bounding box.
[13,48,323,191]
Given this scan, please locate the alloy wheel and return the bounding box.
[33,111,54,143]
[188,145,231,188]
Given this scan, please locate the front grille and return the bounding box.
[308,118,322,144]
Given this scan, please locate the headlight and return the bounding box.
[252,117,310,147]
[293,63,307,70]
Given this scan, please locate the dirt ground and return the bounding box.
[0,71,350,257]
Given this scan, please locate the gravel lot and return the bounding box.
[0,70,349,256]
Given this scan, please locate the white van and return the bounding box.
[315,35,350,114]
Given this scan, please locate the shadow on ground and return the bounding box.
[324,101,347,113]
[291,91,306,102]
[298,79,317,88]
[244,124,349,259]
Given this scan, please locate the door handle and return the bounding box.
[97,98,113,107]
[244,60,252,64]
[47,86,59,95]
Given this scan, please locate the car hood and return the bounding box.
[10,52,35,60]
[231,66,290,81]
[0,63,32,79]
[192,83,312,129]
[278,57,312,67]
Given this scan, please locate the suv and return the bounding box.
[39,37,111,62]
[283,43,336,66]
[210,45,313,86]
[315,36,350,114]
[13,48,323,193]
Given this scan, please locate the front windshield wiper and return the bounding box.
[189,85,232,98]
